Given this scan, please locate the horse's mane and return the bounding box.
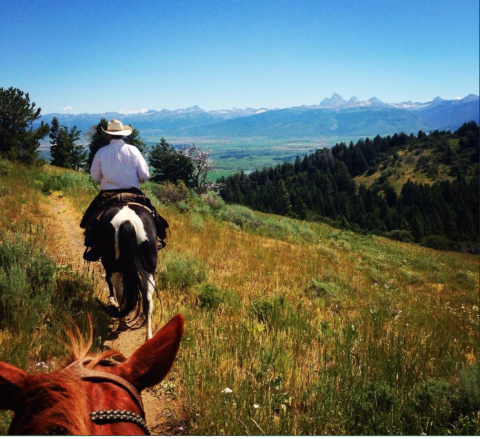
[12,320,126,435]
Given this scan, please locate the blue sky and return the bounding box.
[1,0,478,114]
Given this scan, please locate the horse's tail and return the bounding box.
[113,220,149,325]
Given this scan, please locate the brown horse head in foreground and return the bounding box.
[0,314,184,435]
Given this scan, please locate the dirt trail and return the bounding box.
[44,192,183,435]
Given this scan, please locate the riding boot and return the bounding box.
[83,247,101,262]
[153,213,168,250]
[83,225,101,262]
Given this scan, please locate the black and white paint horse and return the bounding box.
[97,203,158,340]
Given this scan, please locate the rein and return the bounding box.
[51,358,151,435]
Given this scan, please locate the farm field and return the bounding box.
[139,133,367,179]
[38,133,369,180]
[0,161,478,435]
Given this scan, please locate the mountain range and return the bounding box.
[37,94,479,139]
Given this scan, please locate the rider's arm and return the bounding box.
[90,154,103,183]
[136,153,150,183]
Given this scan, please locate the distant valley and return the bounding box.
[36,93,479,177]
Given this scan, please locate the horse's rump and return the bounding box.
[98,204,158,329]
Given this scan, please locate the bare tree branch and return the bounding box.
[184,143,223,194]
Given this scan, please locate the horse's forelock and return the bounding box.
[11,371,90,435]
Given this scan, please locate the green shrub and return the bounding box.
[0,182,11,197]
[402,368,480,435]
[200,192,226,211]
[190,213,204,231]
[348,381,397,435]
[195,283,229,310]
[177,201,191,213]
[250,294,288,325]
[0,232,103,370]
[219,204,260,229]
[157,250,207,292]
[0,233,56,332]
[400,269,425,285]
[457,363,480,416]
[421,235,461,251]
[152,181,190,204]
[411,378,452,433]
[308,279,342,312]
[385,229,414,243]
[251,297,275,323]
[308,279,341,298]
[40,171,94,194]
[452,271,477,290]
[0,159,13,175]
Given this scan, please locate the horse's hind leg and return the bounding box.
[147,274,155,340]
[110,272,128,331]
[106,274,118,307]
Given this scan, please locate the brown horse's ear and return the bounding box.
[119,314,185,391]
[0,361,28,409]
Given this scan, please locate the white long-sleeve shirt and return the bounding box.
[90,139,150,190]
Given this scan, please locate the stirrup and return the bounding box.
[157,239,166,250]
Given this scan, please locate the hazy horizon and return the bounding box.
[38,92,479,117]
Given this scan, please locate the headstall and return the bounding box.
[46,358,151,435]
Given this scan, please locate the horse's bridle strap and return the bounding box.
[45,410,151,435]
[90,410,151,435]
[64,358,145,415]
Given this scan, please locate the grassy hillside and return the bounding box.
[220,124,479,253]
[0,161,478,435]
[354,137,474,192]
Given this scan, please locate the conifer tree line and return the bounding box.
[219,122,479,252]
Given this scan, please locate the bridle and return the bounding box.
[46,358,151,435]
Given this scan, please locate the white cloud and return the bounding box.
[63,105,73,112]
[118,108,149,115]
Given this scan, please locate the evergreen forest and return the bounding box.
[219,122,479,253]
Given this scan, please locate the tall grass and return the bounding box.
[0,162,107,434]
[1,163,478,435]
[146,188,479,435]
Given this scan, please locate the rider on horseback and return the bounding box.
[81,119,167,262]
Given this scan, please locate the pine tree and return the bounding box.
[383,184,398,207]
[149,137,169,181]
[69,132,88,171]
[49,117,86,170]
[410,205,425,241]
[149,138,195,186]
[0,87,49,164]
[49,117,63,166]
[85,119,109,169]
[271,180,293,216]
[125,127,147,155]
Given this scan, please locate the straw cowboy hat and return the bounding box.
[102,119,133,136]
